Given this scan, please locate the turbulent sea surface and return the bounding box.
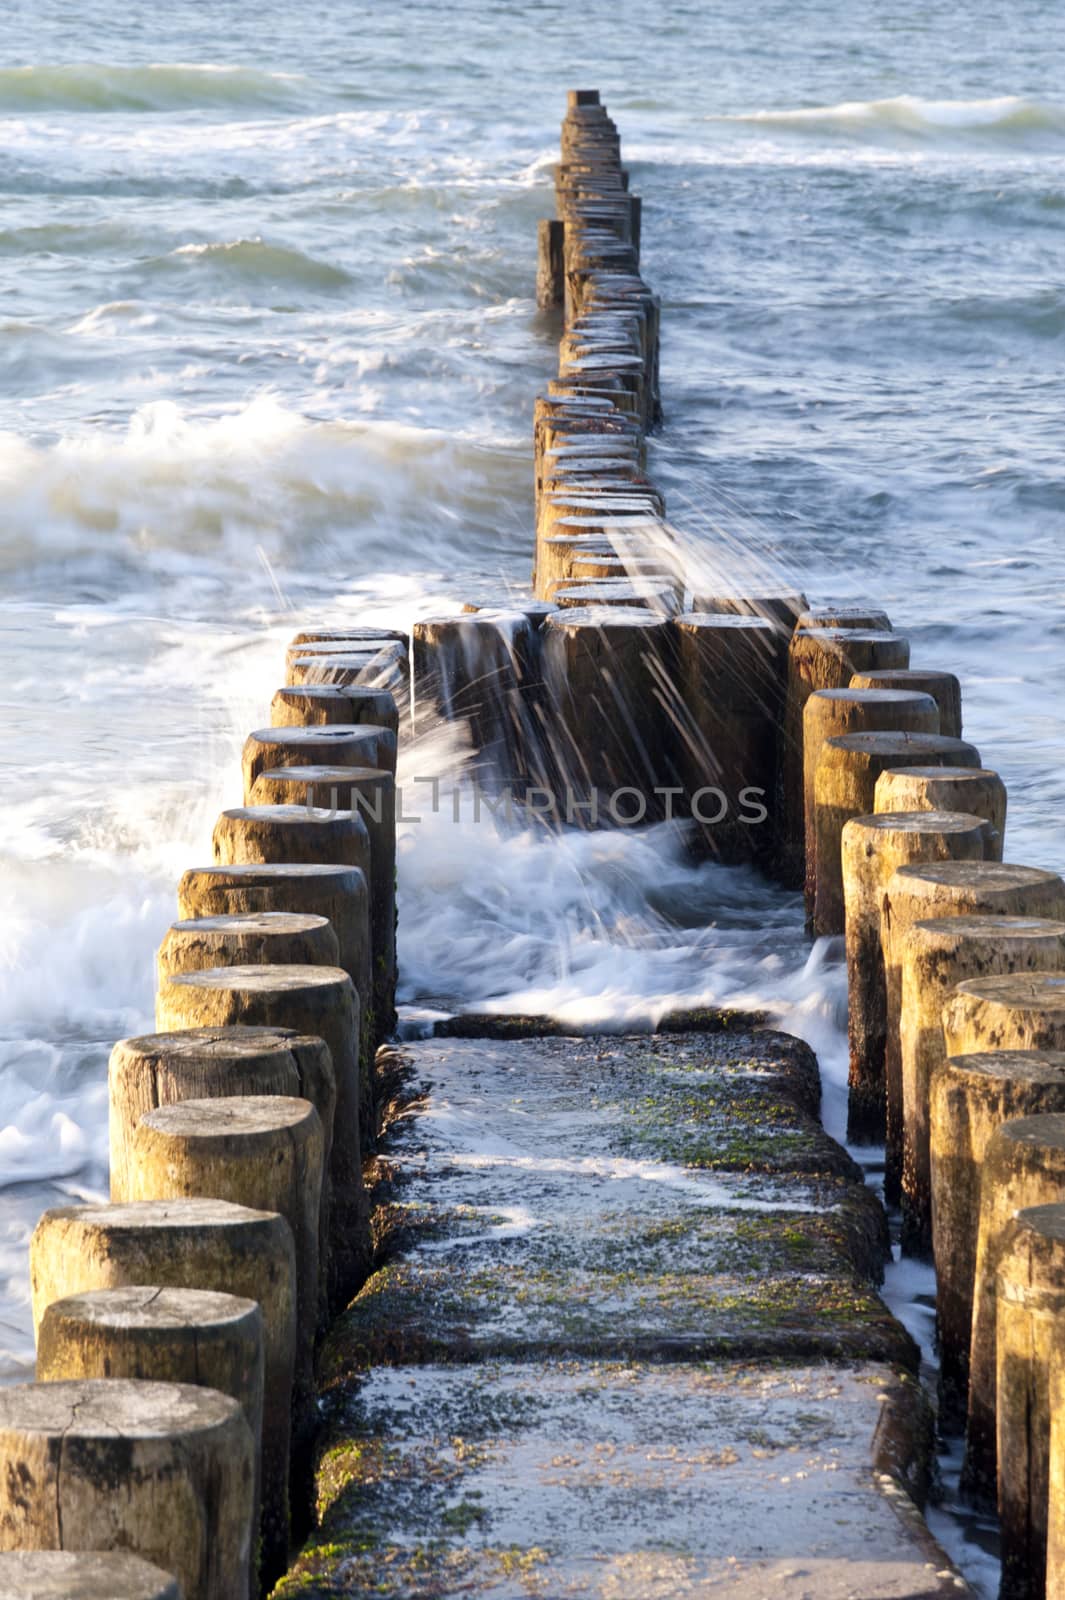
[1,5,1063,1585]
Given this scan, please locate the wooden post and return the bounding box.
[897,915,1065,1257]
[781,628,910,885]
[880,863,1065,1202]
[241,724,396,799]
[0,1380,253,1600]
[841,811,989,1143]
[157,910,339,983]
[1046,1349,1065,1599]
[270,684,399,736]
[943,971,1065,1057]
[29,1201,294,1586]
[672,613,783,863]
[850,667,963,740]
[994,1202,1065,1598]
[688,588,808,632]
[541,606,676,818]
[246,767,397,1041]
[126,1098,323,1483]
[931,1050,1065,1429]
[210,805,372,1055]
[108,1027,334,1219]
[960,1116,1065,1504]
[802,688,940,922]
[154,964,369,1298]
[874,765,1007,861]
[811,730,981,937]
[537,218,565,308]
[36,1286,263,1598]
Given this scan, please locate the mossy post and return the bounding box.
[812,731,981,938]
[896,916,1065,1258]
[994,1203,1065,1599]
[157,911,339,983]
[879,863,1065,1201]
[154,963,369,1299]
[36,1287,264,1599]
[802,687,940,922]
[780,626,909,886]
[930,1050,1065,1429]
[29,1199,295,1587]
[247,767,397,1040]
[874,765,1007,861]
[960,1115,1065,1505]
[0,1552,181,1600]
[840,811,989,1144]
[126,1097,322,1479]
[0,1380,253,1600]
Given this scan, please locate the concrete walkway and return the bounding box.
[277,1026,970,1598]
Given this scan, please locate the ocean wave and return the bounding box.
[150,238,353,291]
[713,95,1065,144]
[0,61,310,113]
[0,396,524,574]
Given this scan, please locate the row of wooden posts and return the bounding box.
[2,88,1064,1600]
[0,640,410,1595]
[525,91,1065,1600]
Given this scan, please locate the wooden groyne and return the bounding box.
[5,86,1065,1600]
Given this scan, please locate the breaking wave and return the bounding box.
[0,61,310,113]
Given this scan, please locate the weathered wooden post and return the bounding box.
[874,765,1007,860]
[0,1380,253,1600]
[931,1049,1065,1428]
[841,811,989,1143]
[943,971,1065,1056]
[126,1097,323,1483]
[960,1115,1065,1505]
[36,1286,264,1597]
[993,1202,1065,1598]
[157,910,339,982]
[537,217,565,308]
[210,804,372,1054]
[241,724,396,799]
[247,767,397,1041]
[541,605,676,818]
[154,964,369,1295]
[270,684,399,736]
[29,1200,295,1586]
[672,613,783,862]
[896,915,1065,1256]
[811,730,981,936]
[880,863,1065,1201]
[848,666,962,739]
[802,687,940,920]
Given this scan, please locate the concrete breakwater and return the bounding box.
[3,86,1064,1600]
